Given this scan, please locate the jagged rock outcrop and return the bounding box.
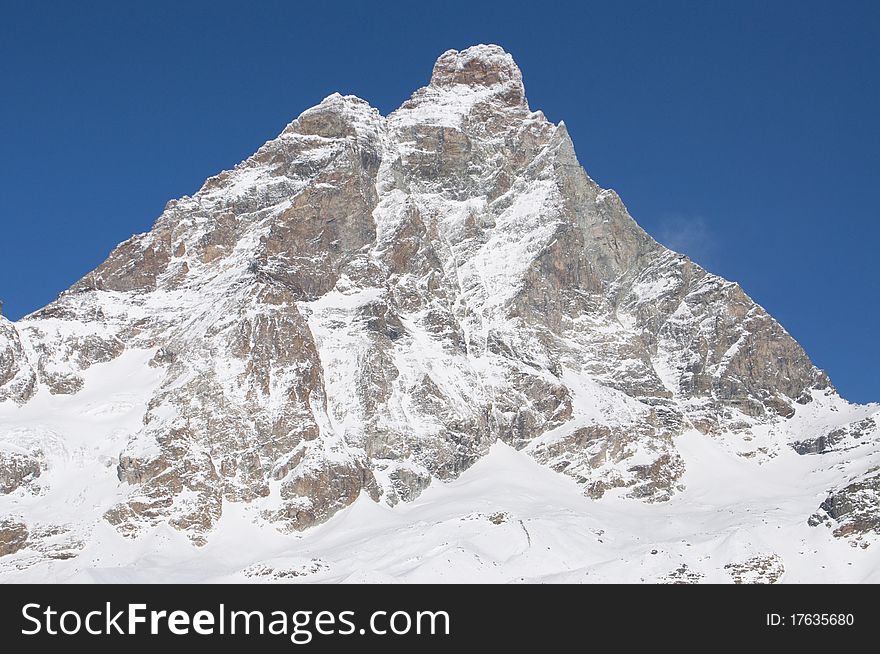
[0,519,28,557]
[0,45,876,557]
[809,468,880,544]
[0,317,36,404]
[0,449,43,495]
[793,416,878,455]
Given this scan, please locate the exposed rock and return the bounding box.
[660,564,704,584]
[242,559,329,580]
[487,511,510,525]
[0,317,37,404]
[793,416,878,455]
[809,468,880,544]
[724,554,785,584]
[0,450,43,494]
[0,520,28,557]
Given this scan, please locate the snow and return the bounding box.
[0,350,163,547]
[391,86,498,131]
[2,438,878,583]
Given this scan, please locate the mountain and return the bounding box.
[1,45,878,582]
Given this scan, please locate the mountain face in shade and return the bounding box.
[1,45,877,582]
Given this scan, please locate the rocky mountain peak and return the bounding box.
[430,44,522,86]
[283,92,382,140]
[1,45,877,578]
[427,44,525,105]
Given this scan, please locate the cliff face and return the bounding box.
[0,46,877,572]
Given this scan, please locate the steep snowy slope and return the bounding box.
[1,45,877,582]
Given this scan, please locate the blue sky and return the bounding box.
[1,1,877,402]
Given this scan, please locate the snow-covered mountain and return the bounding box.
[1,45,878,583]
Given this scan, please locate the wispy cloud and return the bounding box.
[653,214,718,270]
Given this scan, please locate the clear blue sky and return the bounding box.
[1,1,877,403]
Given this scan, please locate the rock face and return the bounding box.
[0,449,42,495]
[793,417,877,455]
[0,317,36,404]
[0,45,877,558]
[809,468,880,544]
[0,520,28,557]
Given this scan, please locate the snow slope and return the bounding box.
[3,437,878,583]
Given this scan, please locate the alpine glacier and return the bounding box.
[1,45,878,583]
